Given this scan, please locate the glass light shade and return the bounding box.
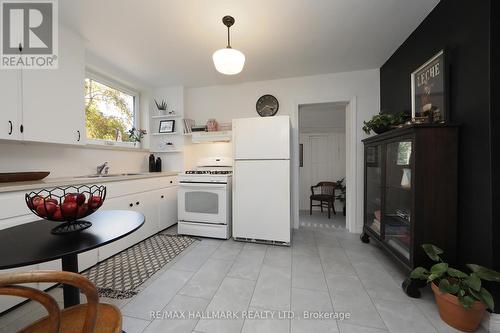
[212,48,245,75]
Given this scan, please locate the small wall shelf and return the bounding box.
[150,149,183,153]
[152,132,179,136]
[191,130,232,143]
[151,114,182,119]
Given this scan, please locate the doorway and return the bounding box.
[298,102,347,229]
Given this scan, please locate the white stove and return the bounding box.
[179,170,232,184]
[177,158,232,239]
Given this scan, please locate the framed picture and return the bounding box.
[411,49,448,123]
[159,120,175,133]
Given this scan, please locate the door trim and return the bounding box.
[293,97,358,233]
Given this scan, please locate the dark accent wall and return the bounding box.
[380,0,497,307]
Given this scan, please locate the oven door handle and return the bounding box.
[179,182,227,189]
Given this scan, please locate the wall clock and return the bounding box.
[256,94,279,117]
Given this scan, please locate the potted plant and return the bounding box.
[335,178,346,216]
[128,127,147,146]
[362,112,406,135]
[410,244,500,332]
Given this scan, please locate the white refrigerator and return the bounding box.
[232,116,291,244]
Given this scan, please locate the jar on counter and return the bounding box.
[206,119,218,132]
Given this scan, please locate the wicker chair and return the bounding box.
[310,181,337,219]
[0,270,122,333]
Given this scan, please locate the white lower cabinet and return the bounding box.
[0,176,178,314]
[77,250,99,272]
[157,186,178,230]
[38,260,62,291]
[97,193,142,261]
[0,265,38,313]
[97,185,176,262]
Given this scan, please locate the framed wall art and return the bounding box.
[159,120,175,133]
[411,49,448,123]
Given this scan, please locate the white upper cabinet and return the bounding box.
[22,26,85,145]
[0,70,22,140]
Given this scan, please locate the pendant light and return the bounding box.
[212,16,245,75]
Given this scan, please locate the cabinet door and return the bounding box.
[97,195,138,261]
[0,70,22,140]
[77,249,99,272]
[159,186,177,230]
[38,259,62,290]
[157,187,178,231]
[0,265,38,313]
[383,139,413,262]
[22,26,85,145]
[134,191,157,239]
[364,144,383,237]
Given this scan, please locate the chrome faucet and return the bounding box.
[96,162,109,175]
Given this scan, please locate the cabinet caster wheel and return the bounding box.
[402,277,423,298]
[360,232,370,243]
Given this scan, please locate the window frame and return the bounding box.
[84,69,141,148]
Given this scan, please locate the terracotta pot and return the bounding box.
[431,282,486,332]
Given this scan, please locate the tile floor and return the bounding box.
[0,223,488,333]
[299,210,346,229]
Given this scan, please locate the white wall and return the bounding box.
[299,102,346,133]
[150,85,185,172]
[0,141,149,178]
[183,69,380,232]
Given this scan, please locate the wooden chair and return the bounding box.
[310,182,337,219]
[0,270,122,333]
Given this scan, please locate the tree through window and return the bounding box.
[85,77,136,142]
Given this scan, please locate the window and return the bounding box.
[84,72,139,144]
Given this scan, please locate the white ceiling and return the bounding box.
[60,0,439,88]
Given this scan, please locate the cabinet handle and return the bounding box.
[8,121,12,135]
[135,201,140,205]
[77,130,81,142]
[170,181,173,184]
[20,124,23,133]
[129,203,133,207]
[161,195,164,199]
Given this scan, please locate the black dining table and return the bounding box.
[0,210,144,308]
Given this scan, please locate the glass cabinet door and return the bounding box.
[365,145,382,236]
[383,139,413,261]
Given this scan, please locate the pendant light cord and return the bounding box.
[227,26,231,48]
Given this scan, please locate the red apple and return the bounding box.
[64,194,77,203]
[45,198,58,205]
[31,196,44,208]
[77,203,88,218]
[36,202,57,217]
[61,201,78,219]
[88,195,102,209]
[76,193,86,206]
[52,207,62,221]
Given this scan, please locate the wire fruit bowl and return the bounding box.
[25,185,106,235]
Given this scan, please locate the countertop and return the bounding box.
[0,172,179,193]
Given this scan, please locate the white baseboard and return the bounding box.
[483,312,500,332]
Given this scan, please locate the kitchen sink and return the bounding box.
[75,173,146,179]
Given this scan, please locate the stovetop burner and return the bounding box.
[185,170,232,175]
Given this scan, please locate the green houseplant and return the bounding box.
[335,178,346,216]
[128,127,147,143]
[410,244,500,332]
[362,112,406,135]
